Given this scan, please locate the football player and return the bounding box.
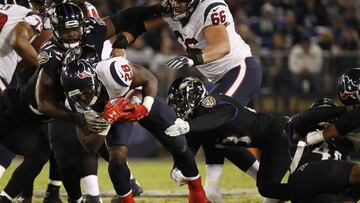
[59,45,210,203]
[285,97,360,203]
[165,77,360,202]
[110,1,263,201]
[165,77,291,200]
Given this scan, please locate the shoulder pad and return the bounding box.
[201,95,216,108]
[24,13,43,33]
[87,17,106,26]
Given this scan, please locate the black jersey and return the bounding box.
[189,93,288,148]
[25,17,107,111]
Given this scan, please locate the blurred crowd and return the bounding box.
[89,0,360,95]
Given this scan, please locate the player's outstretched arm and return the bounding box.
[103,4,165,40]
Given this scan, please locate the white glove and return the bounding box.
[306,130,325,145]
[170,167,187,186]
[165,118,190,136]
[166,56,194,69]
[84,111,111,133]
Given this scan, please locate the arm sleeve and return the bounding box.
[203,3,229,27]
[188,105,235,132]
[334,106,360,135]
[291,106,347,134]
[110,4,163,34]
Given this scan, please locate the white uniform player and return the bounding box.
[163,0,251,82]
[0,4,42,86]
[137,0,265,202]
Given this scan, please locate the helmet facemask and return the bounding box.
[51,3,85,49]
[164,0,199,21]
[168,77,207,120]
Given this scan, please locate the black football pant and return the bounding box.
[289,160,356,202]
[49,120,98,200]
[1,124,50,198]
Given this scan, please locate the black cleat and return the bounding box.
[130,178,143,197]
[84,195,101,203]
[43,184,62,203]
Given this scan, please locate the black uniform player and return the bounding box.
[59,45,210,203]
[285,97,360,203]
[166,77,292,200]
[21,2,163,202]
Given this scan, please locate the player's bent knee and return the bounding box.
[109,146,128,165]
[349,165,360,185]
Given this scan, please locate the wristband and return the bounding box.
[142,96,154,112]
[112,35,129,49]
[187,53,204,66]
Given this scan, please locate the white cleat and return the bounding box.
[204,187,224,203]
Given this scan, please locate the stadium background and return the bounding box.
[2,0,360,202]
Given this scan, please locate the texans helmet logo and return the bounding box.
[76,59,95,79]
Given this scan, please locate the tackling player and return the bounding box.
[59,45,210,203]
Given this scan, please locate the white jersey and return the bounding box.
[96,56,133,100]
[0,4,43,84]
[163,0,252,82]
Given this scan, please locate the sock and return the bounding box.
[81,175,100,196]
[204,164,223,189]
[108,162,131,196]
[263,198,281,203]
[0,166,5,180]
[119,191,134,203]
[246,160,259,181]
[49,180,62,187]
[0,191,13,201]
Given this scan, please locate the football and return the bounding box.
[124,89,144,104]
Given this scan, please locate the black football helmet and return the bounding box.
[167,77,207,119]
[50,2,85,49]
[311,98,337,108]
[161,0,200,21]
[61,45,101,108]
[337,68,360,105]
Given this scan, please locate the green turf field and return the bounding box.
[0,158,264,202]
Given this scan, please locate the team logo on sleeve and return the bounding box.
[201,95,216,108]
[38,51,49,64]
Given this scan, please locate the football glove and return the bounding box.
[121,104,149,122]
[165,118,190,136]
[83,111,111,133]
[102,98,129,124]
[166,56,194,70]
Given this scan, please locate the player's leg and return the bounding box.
[288,160,357,201]
[78,151,102,203]
[106,121,134,203]
[139,99,210,203]
[0,143,15,180]
[49,120,84,202]
[0,125,50,203]
[208,57,262,201]
[256,129,291,200]
[43,152,63,203]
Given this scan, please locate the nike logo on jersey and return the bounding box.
[110,61,129,87]
[212,7,219,12]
